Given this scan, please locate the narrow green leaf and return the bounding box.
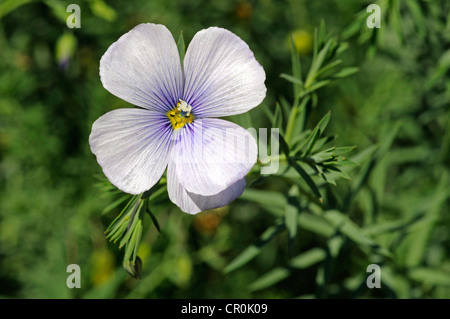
[290,129,312,154]
[249,248,326,291]
[146,208,161,233]
[149,184,168,202]
[223,223,284,274]
[249,268,290,292]
[318,20,326,49]
[320,172,336,185]
[90,0,117,22]
[425,49,450,90]
[278,132,290,156]
[279,96,292,120]
[290,34,302,100]
[312,27,319,60]
[323,210,391,257]
[303,127,320,157]
[289,159,321,198]
[349,144,378,164]
[389,0,404,45]
[298,213,335,237]
[336,42,349,55]
[341,12,364,40]
[332,67,359,79]
[285,188,299,254]
[305,39,332,88]
[328,168,351,181]
[317,111,331,133]
[272,103,283,131]
[312,135,336,156]
[105,195,139,235]
[404,173,449,267]
[0,0,32,20]
[300,111,330,157]
[315,59,342,78]
[285,204,298,248]
[261,104,274,121]
[132,220,143,261]
[42,0,68,22]
[305,79,332,93]
[311,92,318,108]
[310,147,335,162]
[333,146,356,156]
[290,247,327,269]
[241,189,286,217]
[409,268,450,286]
[119,200,144,249]
[323,210,372,245]
[364,213,425,236]
[378,121,402,157]
[343,123,400,210]
[290,95,310,141]
[328,235,345,258]
[280,73,303,86]
[102,195,130,215]
[108,222,129,243]
[123,219,144,279]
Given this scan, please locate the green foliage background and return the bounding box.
[0,0,449,298]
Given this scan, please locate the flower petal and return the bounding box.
[171,118,257,196]
[100,23,183,113]
[182,27,266,118]
[89,108,173,194]
[167,159,246,214]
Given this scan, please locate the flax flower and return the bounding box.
[89,23,266,214]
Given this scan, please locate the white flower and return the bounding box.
[89,23,266,214]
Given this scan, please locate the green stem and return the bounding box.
[285,95,309,143]
[285,105,298,143]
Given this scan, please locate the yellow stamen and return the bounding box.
[167,102,194,130]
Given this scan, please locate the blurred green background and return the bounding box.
[0,0,449,299]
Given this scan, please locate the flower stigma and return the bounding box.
[167,99,194,129]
